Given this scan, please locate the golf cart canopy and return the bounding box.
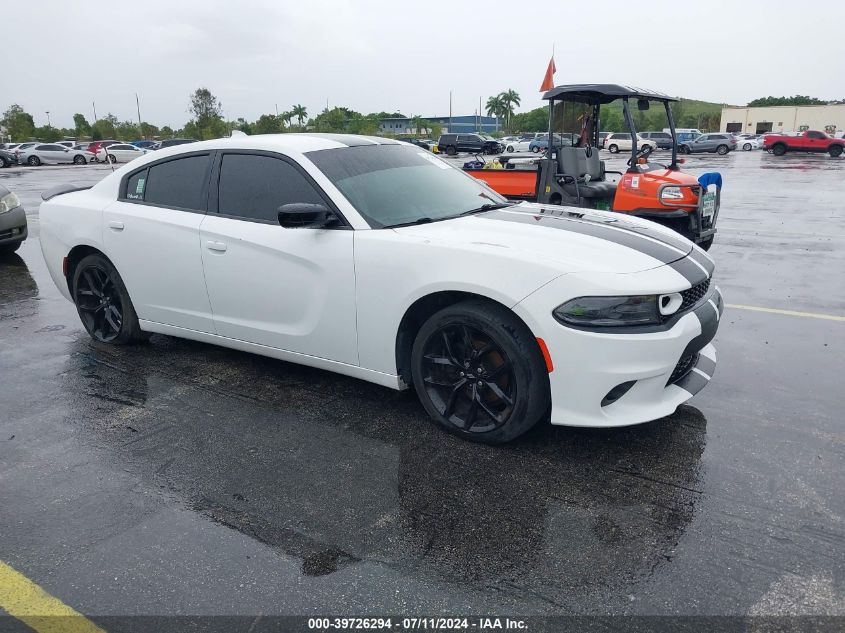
[542,84,676,104]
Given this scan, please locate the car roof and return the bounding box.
[543,84,675,104]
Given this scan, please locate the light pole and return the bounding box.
[45,111,51,128]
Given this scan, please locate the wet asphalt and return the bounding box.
[0,150,843,620]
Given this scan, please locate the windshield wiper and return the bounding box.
[458,202,514,216]
[388,217,434,228]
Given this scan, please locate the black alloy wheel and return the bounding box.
[506,145,514,153]
[411,300,550,443]
[420,323,515,433]
[772,144,787,156]
[73,154,86,164]
[27,155,40,166]
[72,254,146,344]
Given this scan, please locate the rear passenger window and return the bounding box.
[143,155,210,211]
[217,153,325,223]
[125,170,146,201]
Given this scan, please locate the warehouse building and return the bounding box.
[379,115,500,135]
[720,104,845,135]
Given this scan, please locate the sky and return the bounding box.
[5,0,845,129]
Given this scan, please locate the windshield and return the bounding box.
[306,144,506,228]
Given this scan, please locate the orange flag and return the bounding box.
[540,56,556,92]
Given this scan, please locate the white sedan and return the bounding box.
[736,136,761,151]
[18,143,93,166]
[39,134,721,443]
[503,139,532,153]
[95,143,149,163]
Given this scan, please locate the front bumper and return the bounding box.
[515,269,723,428]
[0,206,28,245]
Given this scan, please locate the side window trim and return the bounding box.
[118,150,214,214]
[211,149,351,229]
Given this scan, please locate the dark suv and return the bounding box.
[639,131,673,149]
[437,133,502,155]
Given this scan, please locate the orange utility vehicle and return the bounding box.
[466,84,719,249]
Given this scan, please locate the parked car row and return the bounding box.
[0,137,199,167]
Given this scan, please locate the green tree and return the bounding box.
[280,111,294,129]
[312,107,356,132]
[32,125,61,142]
[140,122,159,139]
[410,115,427,136]
[347,113,379,135]
[116,120,141,141]
[187,87,225,140]
[160,126,174,138]
[233,118,252,134]
[485,95,506,131]
[253,114,282,134]
[499,89,521,130]
[73,113,91,138]
[510,105,548,132]
[747,95,825,107]
[90,118,116,140]
[2,104,36,141]
[291,104,307,127]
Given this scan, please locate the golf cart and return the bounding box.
[465,84,720,249]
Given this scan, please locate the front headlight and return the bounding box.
[553,295,661,327]
[660,186,684,200]
[0,191,20,214]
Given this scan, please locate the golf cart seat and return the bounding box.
[557,147,616,199]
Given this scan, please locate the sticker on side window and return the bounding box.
[417,151,450,169]
[135,177,145,194]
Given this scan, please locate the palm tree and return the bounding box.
[485,95,505,132]
[499,89,521,131]
[411,115,427,136]
[291,104,307,128]
[281,111,294,129]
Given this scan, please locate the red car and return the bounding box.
[763,130,844,157]
[86,140,120,161]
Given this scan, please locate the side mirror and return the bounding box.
[277,203,338,229]
[637,98,650,111]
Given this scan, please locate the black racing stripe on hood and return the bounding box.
[688,248,715,276]
[482,209,685,266]
[669,256,710,285]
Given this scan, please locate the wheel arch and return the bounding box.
[65,244,111,295]
[394,290,546,388]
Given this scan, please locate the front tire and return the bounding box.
[445,145,457,156]
[410,300,550,444]
[679,145,691,154]
[0,156,8,168]
[107,154,117,163]
[73,154,87,164]
[608,144,619,153]
[27,155,41,166]
[743,143,752,151]
[829,145,843,157]
[72,254,146,344]
[506,145,514,153]
[0,241,22,255]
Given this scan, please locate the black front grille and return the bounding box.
[680,278,710,312]
[667,353,698,386]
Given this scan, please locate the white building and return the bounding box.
[720,104,845,135]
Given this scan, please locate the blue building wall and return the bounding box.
[379,115,499,135]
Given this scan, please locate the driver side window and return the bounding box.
[217,153,326,223]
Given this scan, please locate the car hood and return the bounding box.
[393,202,694,275]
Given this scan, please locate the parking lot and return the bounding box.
[1,149,844,624]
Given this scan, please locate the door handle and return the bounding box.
[206,240,227,253]
[107,221,124,231]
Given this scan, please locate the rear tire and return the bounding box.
[446,145,457,156]
[410,300,550,444]
[716,144,729,155]
[531,146,540,153]
[829,145,843,157]
[72,254,146,345]
[772,143,787,156]
[0,241,22,255]
[107,154,117,163]
[608,144,619,154]
[679,145,691,154]
[0,156,8,168]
